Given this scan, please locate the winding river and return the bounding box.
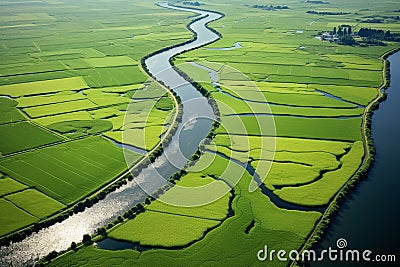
[0,3,222,266]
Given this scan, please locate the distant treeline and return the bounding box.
[252,4,289,11]
[361,15,400,24]
[307,10,350,15]
[359,28,400,42]
[182,1,202,6]
[306,0,330,4]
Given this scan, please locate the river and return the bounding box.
[311,51,400,266]
[0,3,222,266]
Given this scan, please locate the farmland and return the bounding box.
[1,0,399,266]
[0,0,184,238]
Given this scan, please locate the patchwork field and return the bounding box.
[1,0,399,266]
[0,0,183,237]
[47,0,399,266]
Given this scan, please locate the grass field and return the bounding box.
[0,178,27,197]
[0,137,142,205]
[4,189,65,219]
[109,211,221,247]
[0,0,186,237]
[0,77,89,97]
[275,141,364,206]
[0,97,26,124]
[217,115,362,141]
[0,199,37,237]
[0,122,64,155]
[2,0,399,265]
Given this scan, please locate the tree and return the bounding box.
[339,35,356,45]
[97,227,107,235]
[45,251,58,262]
[82,234,91,243]
[145,197,151,205]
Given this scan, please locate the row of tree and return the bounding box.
[332,26,356,45]
[307,10,350,15]
[333,25,352,36]
[358,28,400,42]
[182,1,202,6]
[252,4,289,10]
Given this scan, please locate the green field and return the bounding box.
[0,122,63,155]
[0,198,37,237]
[109,211,221,247]
[0,178,28,197]
[275,141,364,206]
[0,97,26,124]
[0,77,89,97]
[0,0,184,237]
[217,115,362,141]
[0,137,141,205]
[5,189,65,219]
[1,0,399,265]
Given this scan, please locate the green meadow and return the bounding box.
[0,0,183,237]
[1,0,399,266]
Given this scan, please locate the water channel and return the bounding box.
[0,3,222,266]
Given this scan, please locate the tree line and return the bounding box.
[358,28,400,42]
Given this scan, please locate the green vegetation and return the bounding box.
[109,211,221,247]
[0,178,28,197]
[359,28,400,43]
[0,97,26,124]
[23,99,98,118]
[251,4,289,11]
[48,120,113,138]
[83,56,138,68]
[217,115,362,141]
[155,95,175,111]
[4,189,65,219]
[0,175,66,238]
[0,77,88,97]
[0,122,63,155]
[0,0,185,239]
[0,199,37,237]
[147,174,230,220]
[0,137,141,205]
[2,0,400,265]
[275,141,364,206]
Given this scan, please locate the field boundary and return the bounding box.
[291,46,400,267]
